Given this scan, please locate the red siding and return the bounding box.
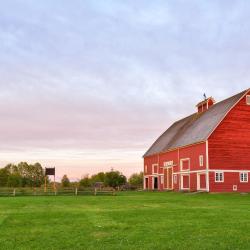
[159,149,179,172]
[190,173,197,191]
[182,160,189,170]
[173,174,179,191]
[179,143,206,171]
[182,175,189,189]
[209,91,250,171]
[144,142,206,191]
[209,172,250,192]
[199,174,206,189]
[144,155,158,175]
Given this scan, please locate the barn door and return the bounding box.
[164,167,173,190]
[197,173,206,190]
[167,167,173,189]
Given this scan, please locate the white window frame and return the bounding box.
[240,172,248,183]
[180,158,190,171]
[161,175,164,184]
[152,164,158,174]
[173,174,177,184]
[215,171,224,183]
[246,95,250,105]
[199,155,204,167]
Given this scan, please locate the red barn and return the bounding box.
[143,89,250,192]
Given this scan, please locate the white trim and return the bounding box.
[180,158,190,171]
[209,169,250,173]
[174,170,207,174]
[144,174,163,177]
[173,174,177,184]
[197,172,207,191]
[206,140,210,192]
[161,175,164,185]
[199,155,204,167]
[180,174,190,190]
[164,161,174,167]
[246,95,250,105]
[146,169,250,176]
[215,171,224,183]
[144,177,149,189]
[152,164,158,174]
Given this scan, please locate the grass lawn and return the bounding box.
[0,192,250,250]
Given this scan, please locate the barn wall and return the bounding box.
[209,91,250,171]
[144,142,207,191]
[144,155,158,175]
[209,172,250,192]
[159,149,179,172]
[179,142,207,171]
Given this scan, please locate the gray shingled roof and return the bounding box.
[144,90,248,157]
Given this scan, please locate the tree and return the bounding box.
[0,162,46,188]
[128,172,143,188]
[91,172,105,183]
[61,175,70,187]
[104,170,127,189]
[7,174,22,187]
[0,168,10,187]
[79,175,91,187]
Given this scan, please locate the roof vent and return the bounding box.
[196,95,215,113]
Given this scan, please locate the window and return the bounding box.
[240,172,248,183]
[161,175,164,184]
[199,155,204,167]
[152,164,158,174]
[180,159,190,170]
[246,95,250,105]
[174,175,177,184]
[144,165,147,173]
[215,172,224,182]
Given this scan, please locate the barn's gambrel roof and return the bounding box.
[144,89,249,157]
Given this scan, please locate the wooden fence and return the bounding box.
[0,187,116,197]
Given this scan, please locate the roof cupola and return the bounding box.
[196,95,215,113]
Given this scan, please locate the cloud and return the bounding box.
[0,0,250,177]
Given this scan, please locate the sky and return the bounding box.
[0,0,250,180]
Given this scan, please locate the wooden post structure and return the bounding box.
[44,167,56,194]
[53,174,56,193]
[44,176,47,193]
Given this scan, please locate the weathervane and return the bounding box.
[203,93,207,100]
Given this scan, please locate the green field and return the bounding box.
[0,192,250,250]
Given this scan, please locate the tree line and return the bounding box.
[62,170,143,189]
[0,162,45,187]
[0,162,143,189]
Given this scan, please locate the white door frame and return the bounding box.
[197,173,207,191]
[181,174,190,190]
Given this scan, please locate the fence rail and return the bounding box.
[0,187,115,197]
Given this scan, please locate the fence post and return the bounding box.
[94,188,97,196]
[75,187,78,196]
[13,189,16,197]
